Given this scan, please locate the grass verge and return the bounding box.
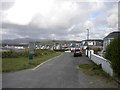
[78,63,113,82]
[2,52,61,73]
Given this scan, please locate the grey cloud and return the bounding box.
[2,22,87,40]
[2,22,70,40]
[1,0,15,11]
[118,11,120,30]
[1,1,118,41]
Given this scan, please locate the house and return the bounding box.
[80,39,103,50]
[53,43,62,50]
[103,31,120,51]
[68,41,81,50]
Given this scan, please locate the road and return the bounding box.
[2,52,118,88]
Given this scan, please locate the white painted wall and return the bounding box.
[86,50,113,76]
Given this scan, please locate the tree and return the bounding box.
[105,36,120,75]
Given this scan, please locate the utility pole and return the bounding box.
[86,29,89,57]
[87,29,89,40]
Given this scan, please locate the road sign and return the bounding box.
[29,42,36,50]
[28,42,35,60]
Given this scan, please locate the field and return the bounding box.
[2,49,61,72]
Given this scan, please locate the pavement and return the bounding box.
[2,52,119,88]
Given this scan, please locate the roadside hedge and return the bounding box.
[2,49,55,58]
[105,36,120,76]
[2,50,18,58]
[54,49,68,52]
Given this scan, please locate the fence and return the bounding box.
[86,50,113,76]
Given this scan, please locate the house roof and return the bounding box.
[83,41,103,46]
[104,31,120,39]
[82,39,103,42]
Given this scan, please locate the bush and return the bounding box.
[2,49,56,58]
[2,49,19,58]
[89,47,102,53]
[105,36,120,75]
[19,50,29,57]
[54,49,66,52]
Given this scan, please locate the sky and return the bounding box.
[0,0,119,41]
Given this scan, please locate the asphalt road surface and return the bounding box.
[2,52,118,88]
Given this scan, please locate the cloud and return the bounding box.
[30,1,93,30]
[107,4,118,28]
[1,0,119,41]
[0,0,15,11]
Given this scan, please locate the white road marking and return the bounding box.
[31,53,62,70]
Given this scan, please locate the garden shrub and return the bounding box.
[105,36,120,75]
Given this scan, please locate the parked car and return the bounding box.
[71,50,74,53]
[74,49,82,57]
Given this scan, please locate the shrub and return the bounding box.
[89,47,102,53]
[2,49,55,58]
[19,50,29,57]
[2,49,19,58]
[105,36,120,75]
[54,49,66,52]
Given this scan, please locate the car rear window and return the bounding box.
[75,50,80,51]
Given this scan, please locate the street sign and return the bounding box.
[28,42,35,60]
[29,42,36,50]
[29,42,35,54]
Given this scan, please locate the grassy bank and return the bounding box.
[78,63,112,81]
[2,50,61,72]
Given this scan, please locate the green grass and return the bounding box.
[79,63,112,81]
[2,52,61,72]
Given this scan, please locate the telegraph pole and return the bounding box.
[87,29,89,40]
[86,29,89,57]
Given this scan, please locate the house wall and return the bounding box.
[103,38,113,51]
[81,40,103,50]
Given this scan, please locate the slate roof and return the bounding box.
[83,41,103,46]
[104,31,120,39]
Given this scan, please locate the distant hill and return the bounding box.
[2,38,49,44]
[2,38,81,45]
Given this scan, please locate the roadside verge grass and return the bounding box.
[78,63,113,82]
[2,52,61,73]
